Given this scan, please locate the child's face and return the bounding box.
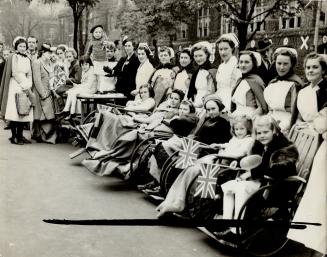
[82,62,90,72]
[106,49,115,59]
[255,126,274,145]
[139,87,150,100]
[234,123,247,139]
[93,27,103,39]
[178,103,190,116]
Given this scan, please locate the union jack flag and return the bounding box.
[174,138,201,169]
[194,163,220,199]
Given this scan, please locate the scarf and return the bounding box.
[16,52,28,58]
[156,62,174,70]
[187,60,212,101]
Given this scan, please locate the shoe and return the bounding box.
[137,180,158,190]
[143,186,161,195]
[21,137,31,144]
[56,111,69,120]
[8,137,17,144]
[217,231,238,248]
[4,125,10,130]
[16,138,24,145]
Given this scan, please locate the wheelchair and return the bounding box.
[186,126,320,256]
[127,131,173,185]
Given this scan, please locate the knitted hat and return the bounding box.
[203,94,225,111]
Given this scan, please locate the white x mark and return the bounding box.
[300,36,309,50]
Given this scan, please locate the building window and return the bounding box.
[220,5,236,34]
[279,1,301,29]
[180,23,188,39]
[248,5,266,32]
[279,16,301,29]
[197,7,210,37]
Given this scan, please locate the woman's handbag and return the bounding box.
[15,91,32,116]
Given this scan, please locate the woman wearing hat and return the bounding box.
[131,43,155,100]
[231,51,268,117]
[1,37,33,145]
[187,42,216,108]
[215,33,242,112]
[104,36,140,101]
[32,43,57,144]
[263,47,303,134]
[156,94,231,216]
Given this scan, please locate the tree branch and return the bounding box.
[222,0,240,17]
[248,0,282,21]
[247,0,258,21]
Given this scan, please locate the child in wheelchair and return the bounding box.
[216,115,299,246]
[209,115,254,163]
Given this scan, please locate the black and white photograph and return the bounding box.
[0,0,326,256]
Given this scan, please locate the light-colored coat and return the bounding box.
[32,59,55,120]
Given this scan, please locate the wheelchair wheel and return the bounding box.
[82,110,97,125]
[159,152,179,196]
[128,137,157,183]
[160,159,183,197]
[236,185,294,256]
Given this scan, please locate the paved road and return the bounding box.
[0,121,315,257]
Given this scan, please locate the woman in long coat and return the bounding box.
[1,37,33,145]
[32,43,57,144]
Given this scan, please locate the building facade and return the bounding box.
[172,0,327,69]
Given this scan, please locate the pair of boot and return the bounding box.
[9,122,31,145]
[9,136,31,145]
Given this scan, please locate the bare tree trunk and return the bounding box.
[78,16,84,55]
[83,7,91,55]
[73,12,79,55]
